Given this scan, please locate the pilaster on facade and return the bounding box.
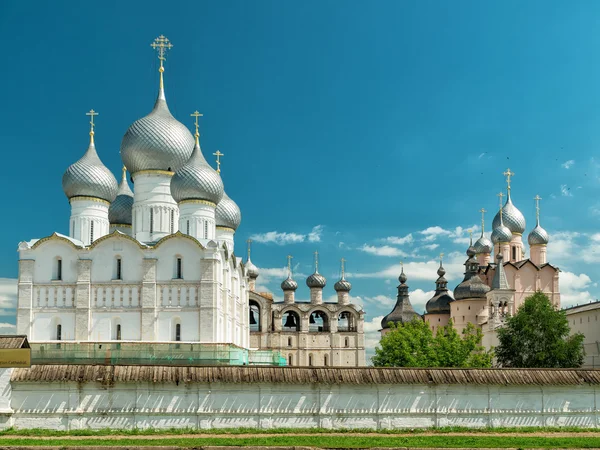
[16,260,34,336]
[75,259,92,340]
[140,258,157,341]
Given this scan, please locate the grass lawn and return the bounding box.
[1,435,600,448]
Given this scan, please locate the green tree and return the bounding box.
[495,291,585,368]
[372,318,492,368]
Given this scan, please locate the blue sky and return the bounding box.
[1,1,600,354]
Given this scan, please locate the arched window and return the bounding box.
[186,220,190,235]
[90,220,94,243]
[344,337,349,348]
[115,257,122,280]
[288,354,293,366]
[324,354,329,366]
[116,324,122,340]
[54,258,62,281]
[56,324,62,341]
[282,311,300,331]
[150,209,154,233]
[204,221,208,239]
[308,354,313,366]
[176,257,183,279]
[175,323,181,342]
[170,210,174,234]
[512,246,517,261]
[309,310,330,332]
[249,300,261,332]
[337,311,356,332]
[288,337,292,347]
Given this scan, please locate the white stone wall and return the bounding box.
[4,380,600,430]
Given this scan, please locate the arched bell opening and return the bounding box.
[282,310,300,331]
[337,311,357,332]
[249,300,261,332]
[309,310,329,332]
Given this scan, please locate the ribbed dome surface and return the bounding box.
[216,191,241,230]
[334,278,352,292]
[108,170,134,225]
[170,142,224,204]
[474,235,493,254]
[426,293,453,314]
[528,224,549,246]
[121,90,195,174]
[62,141,118,203]
[492,194,526,234]
[492,224,513,244]
[246,260,259,279]
[307,272,327,288]
[281,276,298,291]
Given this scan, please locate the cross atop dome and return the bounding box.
[151,35,173,71]
[503,168,514,192]
[213,150,224,174]
[86,109,98,144]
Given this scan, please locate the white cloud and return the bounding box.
[420,226,451,237]
[409,289,436,314]
[363,295,395,307]
[560,185,572,197]
[0,278,17,317]
[419,225,479,244]
[560,271,595,308]
[562,160,575,169]
[421,244,439,251]
[383,234,414,245]
[307,225,323,243]
[363,315,384,363]
[359,244,408,257]
[0,322,16,335]
[250,225,323,245]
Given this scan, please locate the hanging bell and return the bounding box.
[284,313,297,328]
[249,310,257,325]
[309,314,316,324]
[340,312,348,320]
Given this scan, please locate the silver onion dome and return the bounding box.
[108,168,134,225]
[334,277,352,292]
[491,223,513,244]
[216,191,242,230]
[307,271,327,288]
[62,136,118,203]
[246,260,259,279]
[121,86,195,174]
[474,235,493,254]
[170,140,224,204]
[492,193,526,234]
[528,224,549,246]
[281,276,298,291]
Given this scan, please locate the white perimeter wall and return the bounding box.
[2,374,600,430]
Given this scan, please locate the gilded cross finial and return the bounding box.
[190,111,203,142]
[479,208,487,233]
[151,35,173,91]
[498,192,505,222]
[400,260,404,272]
[213,150,224,174]
[534,195,542,222]
[340,258,346,279]
[122,165,127,181]
[246,239,253,260]
[503,168,514,192]
[314,250,319,272]
[86,109,98,144]
[439,253,444,265]
[287,255,293,276]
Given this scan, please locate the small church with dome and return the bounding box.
[14,36,365,367]
[380,170,559,349]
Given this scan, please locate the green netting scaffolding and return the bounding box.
[30,342,286,367]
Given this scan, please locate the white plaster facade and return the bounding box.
[565,301,600,368]
[1,369,599,430]
[16,232,249,348]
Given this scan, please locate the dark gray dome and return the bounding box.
[121,89,195,174]
[108,168,134,225]
[62,139,118,203]
[492,223,513,244]
[453,257,490,300]
[334,278,352,292]
[281,276,298,291]
[246,259,259,279]
[474,235,493,254]
[492,194,526,234]
[307,272,327,288]
[425,293,453,314]
[170,141,224,204]
[216,191,241,230]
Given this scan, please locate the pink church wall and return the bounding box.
[424,313,450,335]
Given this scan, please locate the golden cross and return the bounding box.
[479,208,486,232]
[534,195,542,221]
[497,192,505,221]
[503,168,515,191]
[287,255,293,275]
[86,109,98,134]
[439,253,444,264]
[122,165,127,180]
[314,250,319,271]
[340,258,346,278]
[213,150,224,174]
[246,239,252,260]
[190,111,203,137]
[150,35,173,70]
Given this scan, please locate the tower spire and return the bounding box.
[479,208,487,235]
[439,252,444,266]
[534,195,542,225]
[86,109,98,145]
[213,150,224,174]
[151,35,173,100]
[469,229,473,246]
[190,111,203,146]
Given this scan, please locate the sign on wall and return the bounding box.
[0,349,31,368]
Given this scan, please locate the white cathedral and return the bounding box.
[15,37,249,348]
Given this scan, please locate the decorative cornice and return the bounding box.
[178,199,217,207]
[30,233,82,250]
[88,230,146,250]
[529,243,548,247]
[69,196,110,206]
[133,169,175,178]
[110,224,132,228]
[152,230,207,250]
[216,226,235,232]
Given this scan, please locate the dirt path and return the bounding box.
[3,431,600,440]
